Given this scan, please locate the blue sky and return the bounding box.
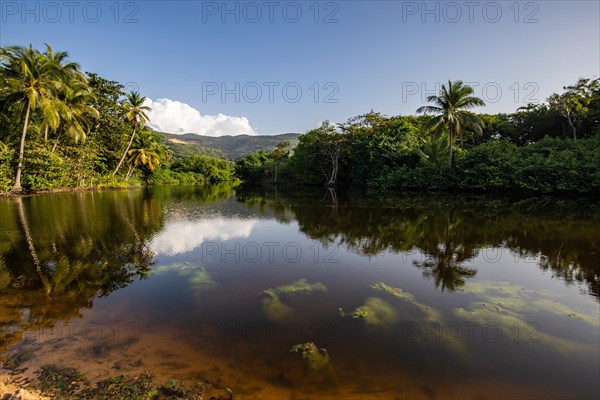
[1,0,599,135]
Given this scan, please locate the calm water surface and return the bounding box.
[0,184,599,399]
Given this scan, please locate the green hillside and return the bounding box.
[158,131,300,160]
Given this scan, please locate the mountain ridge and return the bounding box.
[156,131,300,160]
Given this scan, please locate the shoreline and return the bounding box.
[2,181,599,198]
[0,184,145,197]
[0,378,50,400]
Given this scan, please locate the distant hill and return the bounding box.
[157,131,300,160]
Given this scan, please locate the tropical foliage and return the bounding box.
[416,80,486,167]
[0,44,236,192]
[2,44,599,194]
[239,79,600,194]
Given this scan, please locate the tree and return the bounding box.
[490,105,563,145]
[296,121,348,186]
[126,130,162,181]
[548,78,600,140]
[342,112,419,183]
[236,150,271,183]
[51,74,99,152]
[0,45,61,191]
[417,80,486,168]
[271,140,291,183]
[171,154,235,182]
[414,130,449,164]
[85,72,129,172]
[112,91,151,176]
[41,44,82,143]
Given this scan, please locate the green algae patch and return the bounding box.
[370,282,442,322]
[160,378,205,399]
[3,349,35,371]
[153,262,216,294]
[456,281,599,354]
[461,281,599,326]
[340,297,398,327]
[153,262,204,276]
[262,279,327,298]
[290,342,331,372]
[261,279,327,321]
[184,268,217,293]
[27,368,230,400]
[37,364,88,396]
[78,371,158,400]
[262,295,295,321]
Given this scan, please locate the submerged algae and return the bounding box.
[290,342,331,372]
[262,279,327,298]
[371,282,442,322]
[339,282,441,327]
[261,279,327,322]
[153,262,216,294]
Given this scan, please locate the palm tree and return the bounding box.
[41,44,82,144]
[112,91,151,176]
[126,130,161,180]
[37,96,64,144]
[50,75,99,152]
[0,45,60,191]
[417,80,485,168]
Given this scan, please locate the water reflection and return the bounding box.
[237,186,600,298]
[0,184,598,399]
[411,209,478,292]
[150,218,257,256]
[0,189,165,355]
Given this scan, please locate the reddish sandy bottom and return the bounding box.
[2,321,573,400]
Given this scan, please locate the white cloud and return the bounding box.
[150,217,257,256]
[144,98,256,136]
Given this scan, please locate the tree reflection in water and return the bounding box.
[412,209,477,292]
[237,186,600,299]
[0,189,166,354]
[1,184,599,360]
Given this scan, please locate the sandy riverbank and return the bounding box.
[0,377,50,400]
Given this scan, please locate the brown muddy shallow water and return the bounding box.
[1,184,599,399]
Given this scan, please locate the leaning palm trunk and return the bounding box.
[126,164,134,179]
[112,127,137,177]
[51,130,62,153]
[13,99,31,191]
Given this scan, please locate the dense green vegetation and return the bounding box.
[2,44,598,194]
[238,78,600,194]
[0,45,235,192]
